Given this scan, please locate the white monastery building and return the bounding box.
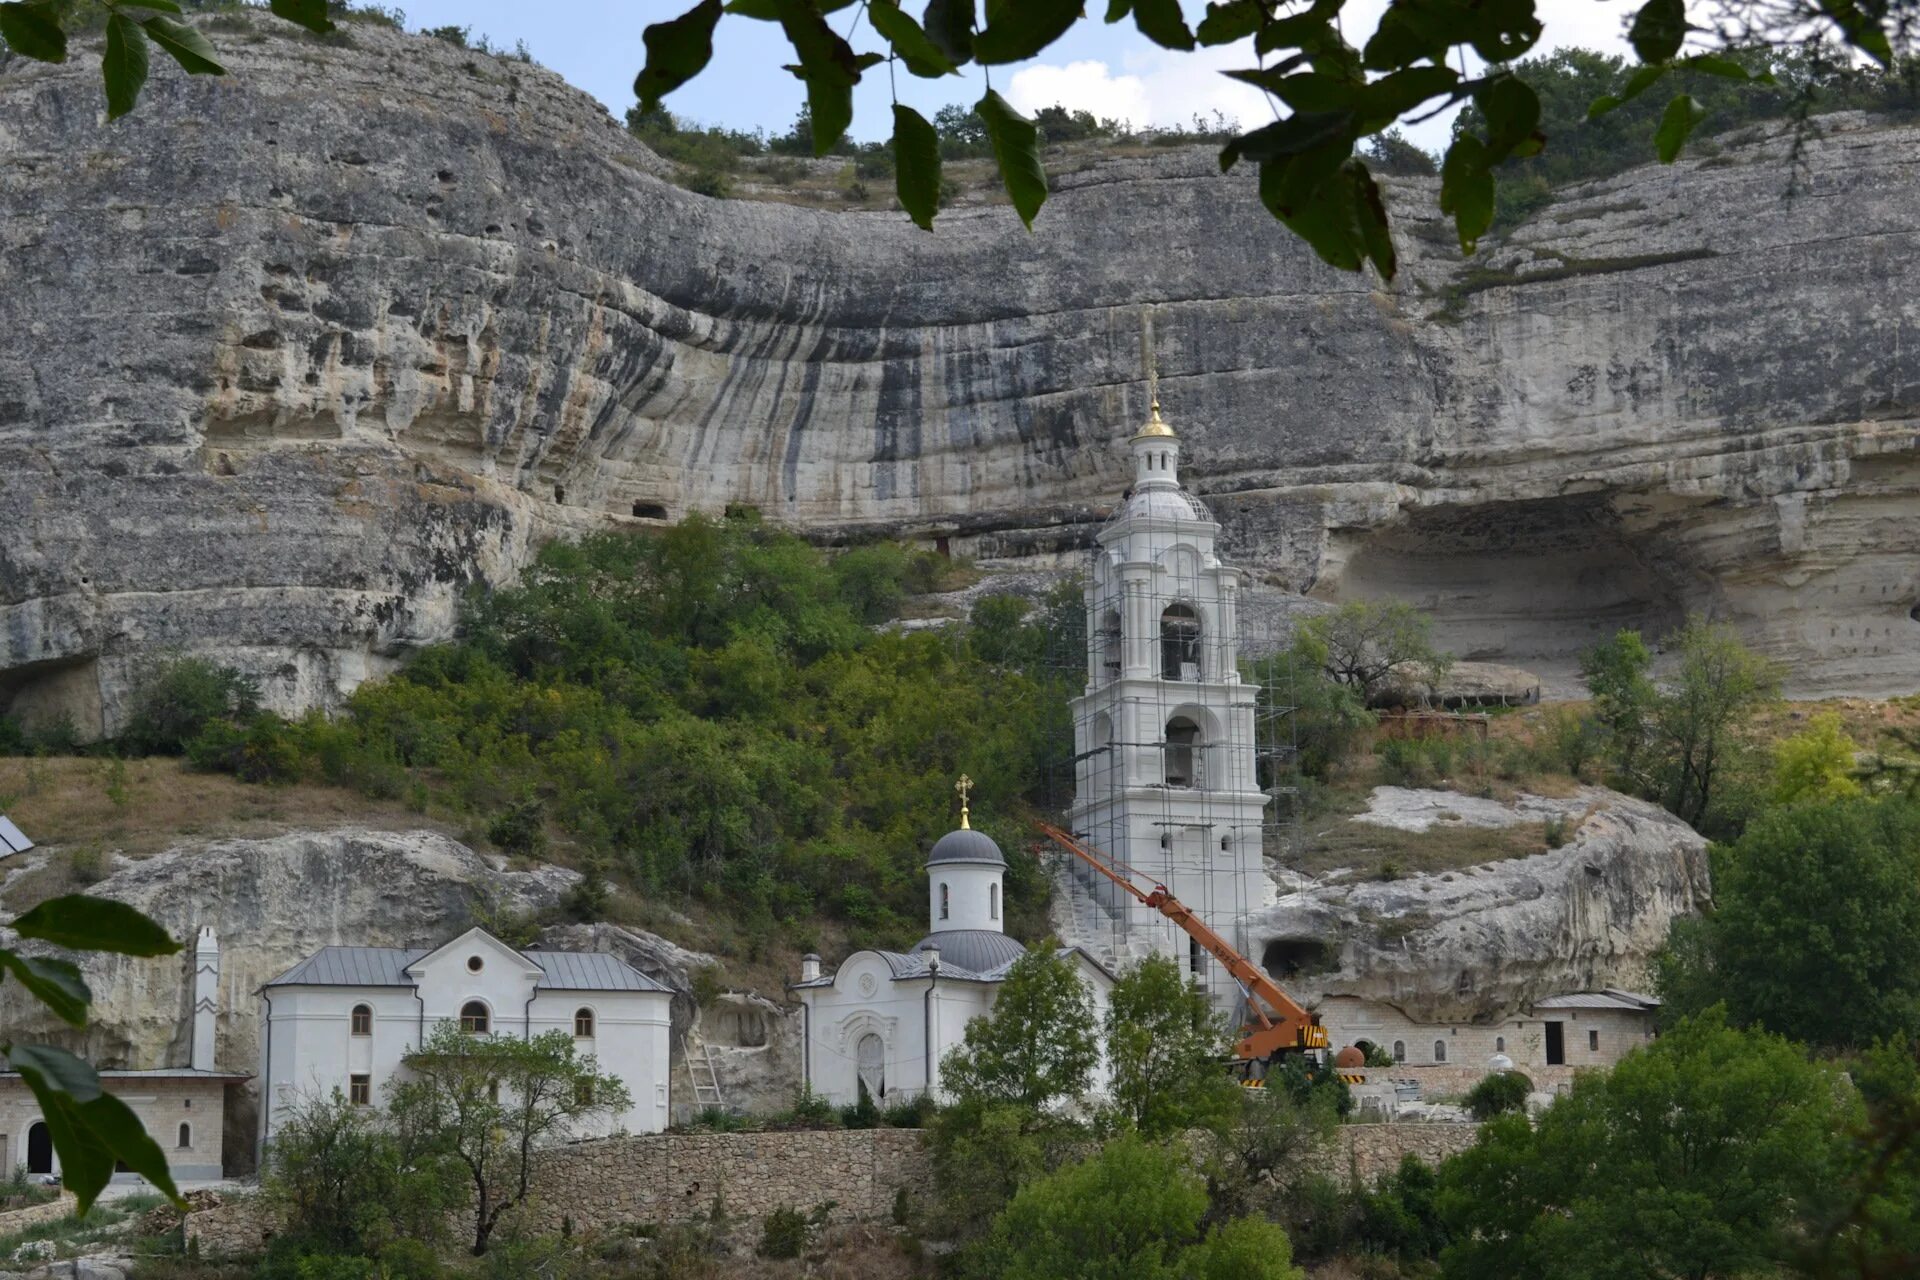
[792,780,1115,1107]
[0,926,245,1184]
[258,926,673,1151]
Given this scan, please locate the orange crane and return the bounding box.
[1037,822,1329,1067]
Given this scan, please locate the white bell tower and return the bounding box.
[1066,313,1271,1012]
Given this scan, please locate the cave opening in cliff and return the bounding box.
[1262,938,1337,978]
[631,501,669,520]
[1316,494,1686,672]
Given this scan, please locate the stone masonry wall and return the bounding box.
[1332,1124,1482,1183]
[0,1193,78,1237]
[518,1128,932,1235]
[183,1195,274,1258]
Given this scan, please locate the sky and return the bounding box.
[399,0,1643,151]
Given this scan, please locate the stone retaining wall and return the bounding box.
[0,1193,76,1237]
[1356,1064,1584,1096]
[1333,1124,1481,1183]
[183,1196,273,1258]
[518,1128,932,1235]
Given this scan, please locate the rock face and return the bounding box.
[3,14,1918,733]
[0,828,578,1170]
[1249,787,1711,1022]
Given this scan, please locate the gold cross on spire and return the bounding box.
[1134,306,1175,439]
[954,774,973,829]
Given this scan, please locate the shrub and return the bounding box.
[486,799,548,858]
[1463,1070,1531,1120]
[122,657,260,756]
[187,713,304,783]
[757,1203,830,1259]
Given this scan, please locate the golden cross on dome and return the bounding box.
[955,774,973,830]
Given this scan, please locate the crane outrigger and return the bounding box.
[1036,822,1329,1068]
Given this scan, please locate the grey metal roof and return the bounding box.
[926,828,1006,867]
[1533,989,1660,1012]
[263,944,668,994]
[911,930,1026,975]
[526,949,672,993]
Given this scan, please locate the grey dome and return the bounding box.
[927,827,1005,867]
[910,929,1026,975]
[1120,486,1213,522]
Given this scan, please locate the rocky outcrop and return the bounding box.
[3,14,1918,734]
[1249,787,1710,1022]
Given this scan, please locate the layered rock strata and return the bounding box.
[3,16,1918,732]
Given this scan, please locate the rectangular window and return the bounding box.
[349,1074,371,1106]
[1589,1029,1600,1053]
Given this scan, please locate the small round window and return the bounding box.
[467,955,484,974]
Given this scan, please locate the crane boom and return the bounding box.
[1036,822,1327,1063]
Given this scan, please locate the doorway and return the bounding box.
[26,1121,52,1174]
[1545,1021,1565,1066]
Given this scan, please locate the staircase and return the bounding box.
[1048,853,1155,973]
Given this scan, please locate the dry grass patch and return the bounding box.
[1294,809,1553,881]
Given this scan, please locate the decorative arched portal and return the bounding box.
[26,1121,51,1174]
[856,1033,886,1102]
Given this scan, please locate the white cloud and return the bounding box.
[1005,60,1152,127]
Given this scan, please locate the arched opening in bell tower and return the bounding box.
[1098,610,1122,683]
[1165,715,1202,788]
[1160,604,1202,680]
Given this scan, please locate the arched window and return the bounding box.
[574,1008,595,1038]
[1433,1040,1448,1063]
[939,883,950,920]
[1495,1035,1506,1053]
[460,1001,490,1035]
[351,1004,372,1036]
[1392,1041,1406,1063]
[177,1122,191,1150]
[1165,716,1201,789]
[1098,610,1121,682]
[989,884,1000,921]
[1160,604,1202,680]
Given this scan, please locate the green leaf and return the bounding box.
[1478,74,1541,160]
[102,14,149,121]
[0,952,91,1027]
[1814,0,1891,67]
[1654,92,1706,163]
[5,1043,104,1103]
[1461,0,1541,63]
[977,89,1047,229]
[870,2,955,76]
[1684,53,1769,82]
[1587,62,1666,118]
[1105,0,1132,20]
[1197,0,1263,45]
[1357,64,1457,131]
[1219,110,1353,171]
[727,0,856,15]
[0,1,68,61]
[1628,0,1686,63]
[125,0,182,12]
[773,0,862,155]
[972,0,1078,65]
[636,0,724,112]
[1131,0,1194,50]
[1261,157,1397,279]
[140,15,223,75]
[14,896,180,957]
[10,1048,181,1214]
[1439,133,1493,254]
[892,103,942,230]
[922,0,974,62]
[267,0,335,34]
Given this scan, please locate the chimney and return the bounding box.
[800,954,821,983]
[191,925,219,1072]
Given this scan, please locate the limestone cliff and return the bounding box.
[1247,787,1712,1022]
[3,14,1917,733]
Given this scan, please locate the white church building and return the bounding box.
[257,926,673,1151]
[792,783,1115,1107]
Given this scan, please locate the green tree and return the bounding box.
[941,945,1098,1113]
[1654,616,1781,827]
[1103,955,1238,1137]
[1579,628,1658,782]
[971,1134,1303,1280]
[391,1024,630,1254]
[121,656,261,756]
[1655,799,1920,1049]
[1247,639,1375,780]
[1437,1011,1859,1280]
[1772,711,1863,805]
[1298,601,1449,706]
[263,1088,462,1256]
